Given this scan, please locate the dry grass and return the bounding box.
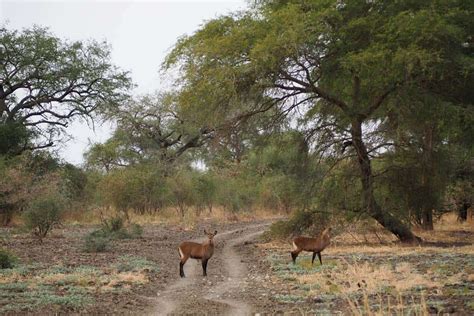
[0,260,156,294]
[346,291,429,316]
[261,212,473,314]
[62,206,283,229]
[295,258,467,297]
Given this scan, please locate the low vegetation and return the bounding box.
[82,216,144,253]
[0,248,17,269]
[255,214,474,314]
[23,193,65,241]
[0,256,159,313]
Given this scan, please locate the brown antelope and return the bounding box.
[179,229,217,278]
[290,227,331,265]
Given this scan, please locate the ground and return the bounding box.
[0,214,473,315]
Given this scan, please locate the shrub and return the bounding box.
[23,194,65,240]
[129,223,143,238]
[83,216,142,252]
[102,216,124,232]
[98,215,132,239]
[82,233,110,253]
[0,249,17,269]
[266,208,330,239]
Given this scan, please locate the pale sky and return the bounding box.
[0,0,246,165]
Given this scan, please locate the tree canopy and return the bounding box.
[164,0,473,241]
[0,26,132,152]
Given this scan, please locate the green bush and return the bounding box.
[0,249,17,269]
[266,209,330,239]
[97,215,132,239]
[24,194,65,239]
[83,217,142,252]
[129,223,143,238]
[103,216,124,232]
[82,233,110,253]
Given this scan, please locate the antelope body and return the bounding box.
[291,227,331,265]
[178,229,217,278]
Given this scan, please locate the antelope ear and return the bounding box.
[204,229,208,234]
[214,230,217,235]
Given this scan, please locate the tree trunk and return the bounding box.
[351,120,420,243]
[421,208,434,230]
[419,126,435,230]
[458,202,470,222]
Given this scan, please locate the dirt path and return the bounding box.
[151,222,271,316]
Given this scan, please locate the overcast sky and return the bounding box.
[0,0,246,165]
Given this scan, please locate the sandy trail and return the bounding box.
[151,222,271,316]
[204,229,266,316]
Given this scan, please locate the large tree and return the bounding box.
[164,0,473,241]
[85,94,215,171]
[0,26,132,152]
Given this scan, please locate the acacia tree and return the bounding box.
[0,26,132,151]
[164,0,472,241]
[85,94,215,171]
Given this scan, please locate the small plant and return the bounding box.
[129,223,143,238]
[113,255,159,273]
[0,248,17,269]
[82,233,110,253]
[97,214,132,239]
[23,194,65,240]
[103,216,124,232]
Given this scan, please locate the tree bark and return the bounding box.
[419,126,435,230]
[458,202,470,222]
[350,119,420,243]
[421,208,434,230]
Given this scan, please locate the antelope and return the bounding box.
[178,229,217,278]
[290,227,331,265]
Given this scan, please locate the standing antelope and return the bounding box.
[178,229,217,278]
[290,227,331,265]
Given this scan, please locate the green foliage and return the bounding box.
[82,233,110,253]
[113,255,159,273]
[0,152,94,226]
[0,25,132,151]
[84,94,212,169]
[0,122,30,157]
[83,216,143,252]
[98,163,169,214]
[193,172,217,213]
[23,193,65,239]
[246,132,321,212]
[0,282,93,312]
[162,0,473,239]
[0,249,17,269]
[129,223,144,238]
[168,169,198,216]
[103,216,125,233]
[267,209,330,239]
[62,164,88,203]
